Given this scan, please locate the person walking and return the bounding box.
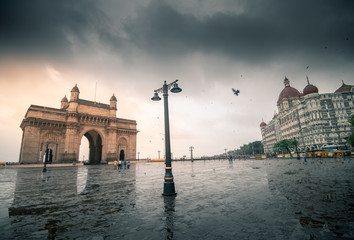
[118,160,122,169]
[127,160,131,169]
[113,160,118,170]
[303,152,307,163]
[123,160,127,169]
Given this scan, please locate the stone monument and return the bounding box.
[19,84,138,164]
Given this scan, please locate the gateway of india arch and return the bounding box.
[19,84,138,164]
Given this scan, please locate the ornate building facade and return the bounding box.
[19,85,138,164]
[260,77,353,154]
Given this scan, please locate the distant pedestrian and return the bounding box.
[303,152,307,163]
[127,160,131,169]
[113,160,118,170]
[229,155,233,163]
[124,160,127,169]
[311,152,315,160]
[118,160,122,169]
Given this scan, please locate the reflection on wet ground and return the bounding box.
[0,159,353,239]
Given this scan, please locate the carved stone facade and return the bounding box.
[19,85,138,164]
[260,78,353,153]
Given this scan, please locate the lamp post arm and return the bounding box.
[154,80,179,93]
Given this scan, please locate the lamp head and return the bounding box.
[151,91,161,101]
[170,82,182,93]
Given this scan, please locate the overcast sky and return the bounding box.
[1,0,353,161]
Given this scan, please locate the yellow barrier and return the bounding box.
[148,159,165,162]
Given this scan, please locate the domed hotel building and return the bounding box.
[260,77,353,154]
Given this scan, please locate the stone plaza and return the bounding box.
[1,158,353,239]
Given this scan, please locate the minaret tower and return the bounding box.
[60,95,69,109]
[70,84,80,101]
[68,84,80,113]
[110,94,117,118]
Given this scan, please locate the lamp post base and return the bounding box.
[163,182,177,196]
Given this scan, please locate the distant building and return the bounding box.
[260,77,353,153]
[19,84,138,164]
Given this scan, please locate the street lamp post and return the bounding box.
[152,79,182,196]
[189,146,194,162]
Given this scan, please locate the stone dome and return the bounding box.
[110,94,117,101]
[61,95,68,102]
[277,77,301,103]
[71,84,80,93]
[303,77,319,96]
[334,81,353,93]
[260,121,267,127]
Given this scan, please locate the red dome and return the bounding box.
[335,81,353,93]
[260,121,267,127]
[277,87,301,103]
[277,77,301,103]
[303,84,318,96]
[303,76,318,96]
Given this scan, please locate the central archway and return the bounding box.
[83,130,102,164]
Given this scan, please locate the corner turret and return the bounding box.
[110,94,117,117]
[70,84,80,102]
[68,84,80,113]
[60,95,69,109]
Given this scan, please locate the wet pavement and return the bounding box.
[0,159,353,239]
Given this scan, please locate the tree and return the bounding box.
[348,114,354,147]
[230,141,264,157]
[273,139,298,156]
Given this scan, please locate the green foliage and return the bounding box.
[273,139,298,154]
[350,114,354,126]
[348,134,354,147]
[349,114,354,147]
[230,141,264,156]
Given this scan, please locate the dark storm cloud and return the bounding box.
[0,0,117,58]
[1,0,353,65]
[123,0,354,62]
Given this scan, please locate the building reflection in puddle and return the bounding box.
[7,165,137,239]
[76,166,88,194]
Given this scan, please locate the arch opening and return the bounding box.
[79,136,89,162]
[119,150,125,160]
[80,130,102,164]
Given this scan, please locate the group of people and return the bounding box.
[113,159,131,169]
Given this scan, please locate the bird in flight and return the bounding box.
[232,88,240,96]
